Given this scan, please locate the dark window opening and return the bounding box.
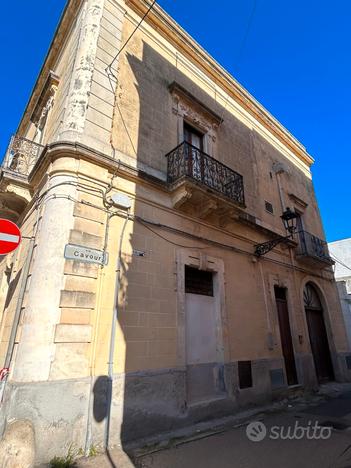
[184,122,204,151]
[274,286,287,301]
[185,265,213,296]
[238,361,253,389]
[265,201,274,214]
[295,212,304,232]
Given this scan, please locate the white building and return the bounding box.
[329,239,351,348]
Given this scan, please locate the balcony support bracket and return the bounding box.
[171,186,193,209]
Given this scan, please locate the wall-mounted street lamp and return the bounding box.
[254,207,298,257]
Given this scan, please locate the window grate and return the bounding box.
[185,266,213,296]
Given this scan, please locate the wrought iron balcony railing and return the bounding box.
[166,142,245,206]
[2,135,44,177]
[296,230,333,264]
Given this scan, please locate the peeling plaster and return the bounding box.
[61,0,105,138]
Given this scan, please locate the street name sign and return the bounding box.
[64,244,108,265]
[0,219,21,255]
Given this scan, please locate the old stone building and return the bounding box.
[0,0,349,462]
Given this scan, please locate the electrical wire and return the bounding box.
[13,175,335,285]
[106,0,157,80]
[136,216,207,249]
[218,0,258,125]
[236,0,258,66]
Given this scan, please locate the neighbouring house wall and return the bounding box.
[329,238,351,283]
[337,281,351,349]
[329,239,351,349]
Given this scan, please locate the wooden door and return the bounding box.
[275,287,298,386]
[306,308,334,383]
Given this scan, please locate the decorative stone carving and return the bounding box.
[169,82,220,148]
[171,187,192,209]
[198,199,217,219]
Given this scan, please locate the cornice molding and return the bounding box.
[29,141,167,192]
[125,0,314,169]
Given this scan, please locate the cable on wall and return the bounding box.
[218,0,258,126]
[105,0,157,80]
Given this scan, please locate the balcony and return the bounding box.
[0,135,42,221]
[165,142,245,222]
[296,230,334,268]
[2,135,44,177]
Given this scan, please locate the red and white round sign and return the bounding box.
[0,219,21,255]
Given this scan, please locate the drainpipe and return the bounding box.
[104,210,130,449]
[85,211,113,454]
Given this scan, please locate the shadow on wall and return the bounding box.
[92,38,320,452]
[92,376,117,468]
[91,39,259,451]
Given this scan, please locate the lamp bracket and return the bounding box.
[254,234,293,257]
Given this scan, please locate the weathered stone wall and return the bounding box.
[111,5,322,238]
[1,0,350,463]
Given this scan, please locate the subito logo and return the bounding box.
[246,421,267,442]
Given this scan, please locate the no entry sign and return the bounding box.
[0,219,21,255]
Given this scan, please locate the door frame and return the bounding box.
[268,275,300,386]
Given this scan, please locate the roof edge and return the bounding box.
[17,0,84,136]
[126,0,314,168]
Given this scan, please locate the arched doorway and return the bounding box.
[304,283,334,383]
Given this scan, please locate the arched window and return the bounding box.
[303,283,322,310]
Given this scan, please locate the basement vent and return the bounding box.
[265,201,274,214]
[238,361,253,389]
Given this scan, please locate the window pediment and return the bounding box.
[169,81,221,136]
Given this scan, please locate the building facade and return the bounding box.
[0,0,350,462]
[329,239,351,349]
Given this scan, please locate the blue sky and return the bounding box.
[1,1,349,241]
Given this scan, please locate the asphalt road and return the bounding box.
[137,393,351,468]
[77,386,351,468]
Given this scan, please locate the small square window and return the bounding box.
[185,266,213,296]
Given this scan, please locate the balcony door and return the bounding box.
[184,122,204,181]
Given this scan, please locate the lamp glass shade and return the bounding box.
[281,207,298,233]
